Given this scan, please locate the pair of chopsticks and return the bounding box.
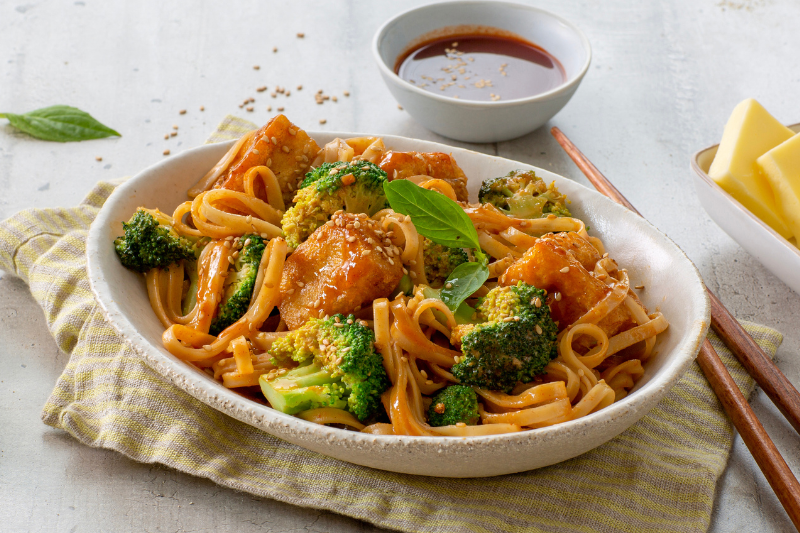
[550,127,800,528]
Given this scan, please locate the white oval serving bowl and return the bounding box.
[691,123,800,295]
[87,132,709,478]
[372,1,591,143]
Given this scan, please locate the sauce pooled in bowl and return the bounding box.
[395,30,565,102]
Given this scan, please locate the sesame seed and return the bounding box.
[203,345,212,351]
[445,282,453,289]
[164,134,169,140]
[273,47,278,52]
[559,266,570,273]
[535,325,543,335]
[319,119,327,124]
[503,316,515,322]
[257,86,267,92]
[179,109,186,115]
[297,32,305,38]
[533,298,542,308]
[425,380,434,385]
[387,257,394,265]
[285,288,295,295]
[282,145,290,153]
[347,319,354,325]
[361,250,371,256]
[200,106,205,111]
[163,149,171,156]
[170,131,177,137]
[343,91,350,97]
[253,65,260,70]
[95,156,102,161]
[347,236,356,243]
[635,285,645,290]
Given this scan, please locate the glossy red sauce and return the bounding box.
[395,32,565,102]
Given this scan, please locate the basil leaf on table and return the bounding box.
[440,261,490,311]
[383,179,480,250]
[0,105,120,142]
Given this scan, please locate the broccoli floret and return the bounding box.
[478,170,571,219]
[422,237,469,287]
[451,282,558,393]
[281,161,389,249]
[209,235,265,336]
[428,385,480,427]
[114,209,201,272]
[261,314,390,421]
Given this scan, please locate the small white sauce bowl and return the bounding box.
[373,1,591,143]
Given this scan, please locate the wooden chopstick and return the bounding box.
[550,126,800,528]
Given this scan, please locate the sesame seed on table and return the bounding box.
[1,1,800,532]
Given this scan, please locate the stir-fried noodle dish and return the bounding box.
[113,115,669,436]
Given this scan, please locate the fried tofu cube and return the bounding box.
[500,237,635,337]
[379,151,469,201]
[278,212,404,329]
[215,115,320,205]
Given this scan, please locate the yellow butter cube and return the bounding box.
[757,133,800,241]
[709,98,794,238]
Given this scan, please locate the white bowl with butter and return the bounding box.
[692,122,800,295]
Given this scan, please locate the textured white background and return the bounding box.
[1,0,799,531]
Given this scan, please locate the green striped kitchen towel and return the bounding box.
[0,116,783,533]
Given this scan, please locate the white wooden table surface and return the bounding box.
[2,1,799,531]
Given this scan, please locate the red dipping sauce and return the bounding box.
[395,30,565,102]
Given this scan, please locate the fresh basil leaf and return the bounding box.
[0,105,120,142]
[440,261,490,311]
[383,179,479,250]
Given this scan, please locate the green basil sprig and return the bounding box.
[383,179,489,311]
[440,261,489,311]
[0,105,120,142]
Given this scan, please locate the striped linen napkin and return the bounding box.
[0,116,783,533]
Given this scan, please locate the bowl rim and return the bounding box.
[371,0,592,107]
[87,131,709,459]
[690,122,800,262]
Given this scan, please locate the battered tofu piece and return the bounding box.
[379,151,469,201]
[216,115,320,205]
[542,232,601,272]
[278,212,404,329]
[500,237,635,337]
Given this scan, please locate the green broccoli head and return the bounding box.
[281,161,389,249]
[478,170,571,219]
[422,237,469,287]
[427,385,480,427]
[209,235,265,336]
[263,314,390,420]
[114,209,201,272]
[452,282,558,393]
